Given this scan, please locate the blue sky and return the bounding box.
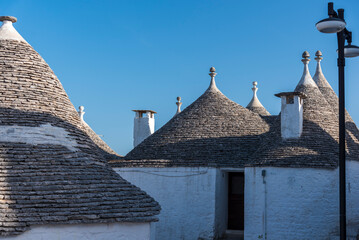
[2,0,359,155]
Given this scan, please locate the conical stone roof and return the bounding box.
[312,50,359,159]
[0,17,159,236]
[119,68,270,167]
[248,51,359,168]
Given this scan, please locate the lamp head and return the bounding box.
[316,17,346,33]
[344,44,359,58]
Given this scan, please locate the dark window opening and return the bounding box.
[286,96,294,104]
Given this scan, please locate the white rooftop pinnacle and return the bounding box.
[296,51,316,87]
[207,67,220,92]
[313,50,331,88]
[175,96,182,115]
[0,16,27,43]
[78,106,85,122]
[246,81,266,108]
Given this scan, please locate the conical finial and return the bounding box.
[295,51,316,89]
[208,66,218,90]
[0,15,27,42]
[78,106,85,122]
[246,81,270,116]
[251,81,258,99]
[314,50,323,75]
[175,96,182,115]
[313,50,330,89]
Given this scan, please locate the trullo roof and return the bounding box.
[0,16,159,236]
[248,51,359,168]
[120,67,270,167]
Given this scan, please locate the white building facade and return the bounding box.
[111,52,359,240]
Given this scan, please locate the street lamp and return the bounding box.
[316,2,359,240]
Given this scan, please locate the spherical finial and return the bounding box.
[302,51,310,59]
[79,106,85,112]
[0,16,17,23]
[315,50,323,62]
[252,81,257,87]
[210,67,216,72]
[177,96,181,101]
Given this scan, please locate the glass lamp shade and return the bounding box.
[344,45,359,58]
[316,17,346,33]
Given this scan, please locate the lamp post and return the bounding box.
[316,3,359,240]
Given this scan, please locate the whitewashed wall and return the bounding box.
[116,167,218,240]
[5,222,151,240]
[245,161,359,240]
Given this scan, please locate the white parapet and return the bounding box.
[133,110,156,147]
[275,92,306,139]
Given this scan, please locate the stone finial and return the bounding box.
[0,15,27,43]
[252,81,258,93]
[313,50,328,88]
[295,51,316,90]
[249,81,259,104]
[78,106,85,122]
[208,66,218,90]
[246,81,270,116]
[315,50,323,62]
[176,96,182,115]
[302,51,310,64]
[0,16,17,23]
[302,51,310,58]
[209,67,217,77]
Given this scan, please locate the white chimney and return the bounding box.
[275,92,307,139]
[133,110,156,147]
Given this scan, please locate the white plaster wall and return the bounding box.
[116,167,218,240]
[5,222,151,240]
[245,161,359,240]
[0,124,83,151]
[345,160,359,238]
